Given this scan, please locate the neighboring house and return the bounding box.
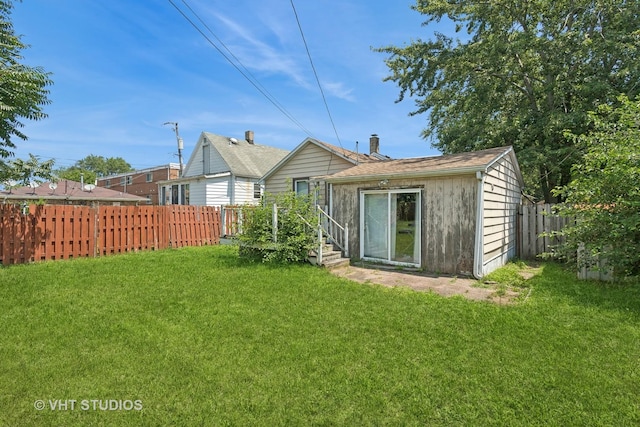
[262,134,390,209]
[322,146,523,278]
[97,163,181,204]
[1,179,147,206]
[157,130,289,207]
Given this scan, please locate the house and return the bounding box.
[97,163,181,204]
[262,134,390,208]
[0,179,147,206]
[322,146,523,278]
[157,130,289,207]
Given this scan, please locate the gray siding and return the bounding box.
[331,175,477,275]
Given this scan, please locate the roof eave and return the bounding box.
[323,165,489,183]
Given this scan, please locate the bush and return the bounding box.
[554,95,640,278]
[238,191,317,263]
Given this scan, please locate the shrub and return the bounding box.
[554,95,640,278]
[238,191,317,263]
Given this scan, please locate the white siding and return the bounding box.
[204,178,231,207]
[234,177,261,205]
[481,153,522,275]
[183,136,229,178]
[188,181,206,206]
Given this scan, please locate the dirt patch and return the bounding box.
[329,264,521,304]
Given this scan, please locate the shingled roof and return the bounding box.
[323,146,520,182]
[1,179,147,203]
[200,132,289,178]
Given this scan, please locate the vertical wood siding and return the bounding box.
[331,175,477,275]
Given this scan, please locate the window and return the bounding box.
[146,172,152,182]
[127,176,132,185]
[105,179,111,188]
[360,189,421,267]
[294,179,309,195]
[181,184,189,205]
[146,195,152,204]
[120,177,126,186]
[253,183,262,199]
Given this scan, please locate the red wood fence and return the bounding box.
[0,204,220,265]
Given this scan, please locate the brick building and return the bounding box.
[97,163,180,204]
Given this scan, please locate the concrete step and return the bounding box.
[322,257,350,269]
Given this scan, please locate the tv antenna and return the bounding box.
[163,121,184,177]
[29,180,39,194]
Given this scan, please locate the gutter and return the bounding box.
[473,170,486,279]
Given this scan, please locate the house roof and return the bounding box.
[0,179,148,203]
[186,132,289,179]
[323,146,523,184]
[261,137,389,181]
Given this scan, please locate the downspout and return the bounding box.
[473,171,486,279]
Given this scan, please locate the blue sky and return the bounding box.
[11,0,448,171]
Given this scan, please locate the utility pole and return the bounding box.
[163,121,184,177]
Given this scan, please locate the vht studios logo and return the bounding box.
[34,399,143,411]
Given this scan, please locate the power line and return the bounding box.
[168,0,316,138]
[289,0,343,149]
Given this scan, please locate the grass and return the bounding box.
[1,246,640,425]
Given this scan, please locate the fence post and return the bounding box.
[317,223,323,265]
[272,203,278,243]
[344,223,349,258]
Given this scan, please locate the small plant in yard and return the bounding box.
[238,190,317,263]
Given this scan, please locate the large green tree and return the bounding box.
[554,95,640,278]
[0,0,52,159]
[377,0,640,201]
[55,166,97,185]
[74,154,133,177]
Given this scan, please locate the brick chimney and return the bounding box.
[245,130,254,144]
[369,134,380,154]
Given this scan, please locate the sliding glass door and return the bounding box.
[361,189,420,266]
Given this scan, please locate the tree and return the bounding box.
[553,95,640,278]
[56,166,97,185]
[74,154,133,177]
[0,152,54,186]
[0,0,52,159]
[376,0,640,202]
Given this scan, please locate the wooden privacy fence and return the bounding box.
[0,204,221,265]
[518,203,570,259]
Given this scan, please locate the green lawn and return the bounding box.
[1,245,639,426]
